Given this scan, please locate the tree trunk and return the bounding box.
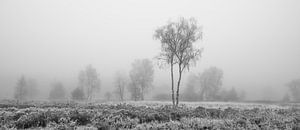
[176,65,182,106]
[120,89,124,101]
[141,86,144,100]
[170,63,175,107]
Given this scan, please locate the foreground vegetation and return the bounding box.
[0,100,299,129]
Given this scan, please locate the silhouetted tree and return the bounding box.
[199,67,223,101]
[14,76,27,102]
[129,59,154,100]
[287,79,300,102]
[114,71,127,101]
[26,79,38,100]
[128,81,141,101]
[154,17,203,106]
[71,87,85,101]
[282,93,290,102]
[14,76,39,102]
[49,82,66,101]
[218,87,244,101]
[78,65,101,101]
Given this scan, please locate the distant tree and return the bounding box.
[14,76,39,102]
[26,79,38,100]
[49,82,66,101]
[128,81,141,101]
[182,74,199,101]
[129,59,154,100]
[71,87,85,101]
[287,79,300,102]
[281,93,290,103]
[14,76,27,102]
[199,67,223,101]
[154,17,203,106]
[114,71,127,101]
[105,92,112,101]
[78,65,101,101]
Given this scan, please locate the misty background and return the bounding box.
[1,0,300,101]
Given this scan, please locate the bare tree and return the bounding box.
[154,17,203,106]
[49,81,66,101]
[281,93,290,102]
[14,76,39,102]
[199,66,223,101]
[128,81,141,101]
[114,71,127,101]
[14,76,27,103]
[78,65,101,101]
[129,59,154,101]
[287,79,300,102]
[26,78,38,100]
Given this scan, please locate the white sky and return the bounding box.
[1,0,300,100]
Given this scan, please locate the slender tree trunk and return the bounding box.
[120,86,124,101]
[176,65,182,106]
[141,86,144,100]
[88,86,92,101]
[134,85,138,101]
[170,63,175,107]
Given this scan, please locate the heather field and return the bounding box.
[0,101,299,130]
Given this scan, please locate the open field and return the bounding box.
[0,100,299,129]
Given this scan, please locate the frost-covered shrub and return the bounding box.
[15,112,47,129]
[69,109,92,125]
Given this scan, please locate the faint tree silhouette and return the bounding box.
[199,66,223,101]
[71,87,85,101]
[14,76,27,103]
[14,76,39,103]
[128,81,141,101]
[49,81,66,101]
[287,79,300,102]
[78,65,101,101]
[26,78,38,100]
[281,93,290,102]
[114,71,127,101]
[128,59,154,101]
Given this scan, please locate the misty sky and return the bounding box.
[1,0,300,100]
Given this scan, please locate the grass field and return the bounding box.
[0,100,299,129]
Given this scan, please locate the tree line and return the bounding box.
[153,66,245,102]
[13,59,154,102]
